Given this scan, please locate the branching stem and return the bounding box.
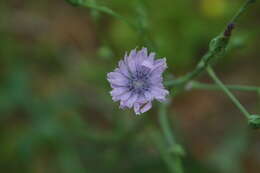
[158,103,184,173]
[207,66,251,119]
[187,81,260,93]
[166,0,256,87]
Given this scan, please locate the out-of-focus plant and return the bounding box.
[65,0,258,172]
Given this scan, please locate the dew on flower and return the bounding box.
[107,47,169,115]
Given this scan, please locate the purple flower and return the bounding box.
[107,47,169,115]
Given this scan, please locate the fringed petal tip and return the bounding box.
[107,47,169,115]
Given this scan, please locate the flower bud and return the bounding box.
[248,114,260,129]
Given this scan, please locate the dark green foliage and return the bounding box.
[0,0,260,172]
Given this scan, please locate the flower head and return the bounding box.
[107,47,169,115]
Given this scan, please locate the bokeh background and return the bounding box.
[0,0,260,172]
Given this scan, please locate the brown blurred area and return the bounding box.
[3,0,98,51]
[0,0,260,173]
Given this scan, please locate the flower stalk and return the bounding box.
[187,81,260,93]
[158,103,184,173]
[166,0,256,87]
[207,66,251,119]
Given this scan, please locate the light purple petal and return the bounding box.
[107,47,169,115]
[134,103,141,115]
[148,52,155,60]
[112,96,120,101]
[151,58,167,74]
[133,102,152,115]
[125,54,136,74]
[151,87,169,101]
[141,59,154,69]
[118,60,130,77]
[119,91,132,101]
[140,51,155,69]
[150,75,163,84]
[107,71,127,80]
[107,78,128,86]
[112,88,130,101]
[107,72,128,86]
[119,102,127,109]
[137,47,148,61]
[123,94,138,108]
[110,87,128,97]
[129,49,137,58]
[144,91,153,101]
[136,95,146,103]
[140,102,152,113]
[140,47,148,57]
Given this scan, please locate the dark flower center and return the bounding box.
[128,66,151,94]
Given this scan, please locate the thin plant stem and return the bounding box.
[230,0,256,23]
[187,81,260,93]
[150,131,182,173]
[158,103,184,173]
[207,66,251,119]
[67,0,140,31]
[159,103,175,146]
[166,0,256,87]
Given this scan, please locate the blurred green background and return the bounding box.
[0,0,260,172]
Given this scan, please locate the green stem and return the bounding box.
[230,0,256,24]
[67,0,140,31]
[207,66,251,119]
[150,131,182,173]
[158,103,184,173]
[159,103,176,146]
[66,0,156,49]
[166,0,256,87]
[188,81,260,92]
